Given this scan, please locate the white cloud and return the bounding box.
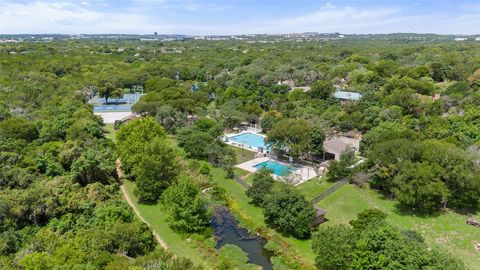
[0,1,478,34]
[230,3,480,35]
[0,0,174,34]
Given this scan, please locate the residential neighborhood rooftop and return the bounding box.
[333,91,362,101]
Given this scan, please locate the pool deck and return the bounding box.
[236,157,318,185]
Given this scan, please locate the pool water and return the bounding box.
[254,160,296,176]
[228,133,269,150]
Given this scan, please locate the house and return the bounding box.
[292,86,311,92]
[323,136,361,161]
[312,207,328,226]
[333,91,362,101]
[191,84,200,92]
[454,37,468,41]
[277,79,295,89]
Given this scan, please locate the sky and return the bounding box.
[0,0,479,35]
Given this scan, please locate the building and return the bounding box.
[114,114,138,129]
[323,136,361,161]
[292,86,311,92]
[277,79,295,90]
[311,207,328,226]
[333,91,362,101]
[454,37,468,41]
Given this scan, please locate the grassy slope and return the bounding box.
[104,123,116,142]
[228,145,256,163]
[296,177,336,201]
[211,167,317,268]
[317,184,480,269]
[123,180,213,268]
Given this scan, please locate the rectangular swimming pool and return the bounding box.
[227,132,269,150]
[254,160,296,176]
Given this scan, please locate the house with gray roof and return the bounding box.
[323,136,361,161]
[333,91,362,101]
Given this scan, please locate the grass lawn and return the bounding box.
[123,180,214,268]
[228,145,256,163]
[296,177,335,201]
[104,123,116,142]
[317,184,480,269]
[166,135,186,157]
[211,167,317,269]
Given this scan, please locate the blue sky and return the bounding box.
[0,0,479,34]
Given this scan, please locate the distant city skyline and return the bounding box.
[1,0,479,35]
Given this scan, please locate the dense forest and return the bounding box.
[1,37,480,269]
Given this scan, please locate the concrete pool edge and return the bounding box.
[235,157,318,185]
[223,131,269,153]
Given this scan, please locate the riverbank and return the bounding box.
[211,167,317,269]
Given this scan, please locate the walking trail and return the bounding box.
[116,159,168,250]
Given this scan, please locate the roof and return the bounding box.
[324,138,350,156]
[315,207,328,216]
[323,136,361,156]
[120,115,137,122]
[333,91,362,101]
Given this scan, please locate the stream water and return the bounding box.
[212,206,273,270]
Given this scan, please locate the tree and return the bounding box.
[263,186,315,239]
[116,117,166,173]
[266,118,311,158]
[246,169,275,206]
[392,161,449,212]
[260,110,282,133]
[312,225,355,270]
[70,147,116,186]
[312,209,466,270]
[0,117,38,142]
[162,177,211,233]
[98,82,123,103]
[310,80,334,99]
[309,125,325,157]
[177,128,215,160]
[133,138,179,202]
[467,68,480,90]
[349,209,387,230]
[326,148,355,182]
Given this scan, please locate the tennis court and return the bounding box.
[89,93,143,112]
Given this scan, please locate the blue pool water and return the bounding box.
[228,133,269,150]
[254,160,296,176]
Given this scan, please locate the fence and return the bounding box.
[310,177,349,204]
[233,175,251,189]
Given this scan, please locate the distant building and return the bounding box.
[191,84,200,92]
[454,37,468,41]
[333,91,362,101]
[292,86,311,92]
[114,114,138,129]
[475,37,480,42]
[278,79,295,89]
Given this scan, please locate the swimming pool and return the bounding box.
[254,160,296,176]
[228,133,269,150]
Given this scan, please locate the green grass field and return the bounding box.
[228,145,256,163]
[296,177,335,201]
[123,180,215,268]
[104,123,116,142]
[211,167,317,269]
[317,184,480,269]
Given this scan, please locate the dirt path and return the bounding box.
[116,159,169,250]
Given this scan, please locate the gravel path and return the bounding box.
[116,159,169,250]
